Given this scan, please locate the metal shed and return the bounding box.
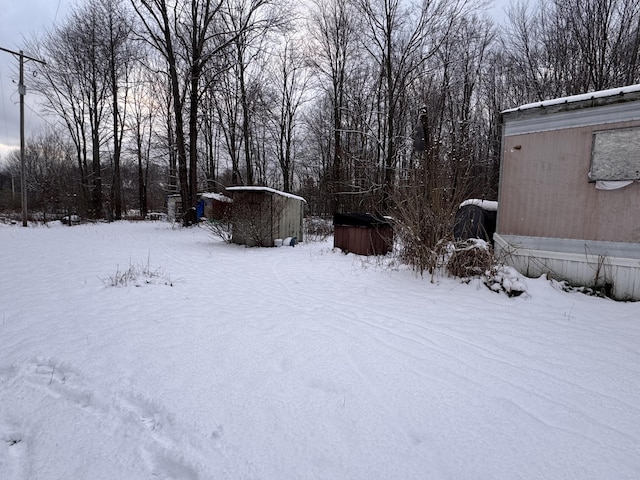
[226,186,305,247]
[166,194,182,222]
[496,84,640,300]
[333,213,393,256]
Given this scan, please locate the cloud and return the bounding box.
[0,1,70,149]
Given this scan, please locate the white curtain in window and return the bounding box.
[595,180,634,190]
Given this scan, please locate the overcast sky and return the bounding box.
[0,0,73,160]
[0,0,509,162]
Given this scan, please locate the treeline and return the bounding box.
[1,0,640,228]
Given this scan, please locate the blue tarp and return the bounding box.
[196,199,205,220]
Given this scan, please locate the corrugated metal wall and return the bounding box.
[275,196,304,243]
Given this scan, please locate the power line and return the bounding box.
[0,63,9,145]
[54,0,63,24]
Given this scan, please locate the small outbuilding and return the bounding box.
[496,84,640,300]
[166,194,183,222]
[333,213,393,256]
[167,192,233,223]
[226,186,305,247]
[199,192,232,221]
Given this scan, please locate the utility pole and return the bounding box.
[0,46,46,227]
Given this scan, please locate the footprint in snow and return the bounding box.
[117,393,174,435]
[143,446,200,480]
[0,423,30,480]
[29,360,97,411]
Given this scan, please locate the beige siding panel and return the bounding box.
[499,120,640,243]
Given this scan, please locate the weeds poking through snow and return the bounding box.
[101,260,173,287]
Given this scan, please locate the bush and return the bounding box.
[304,217,333,242]
[447,239,493,278]
[202,219,233,243]
[445,239,528,296]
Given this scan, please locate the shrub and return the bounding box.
[202,219,233,243]
[304,217,333,242]
[447,239,493,278]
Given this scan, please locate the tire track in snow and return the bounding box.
[331,307,640,449]
[263,255,640,454]
[163,235,640,469]
[368,306,640,416]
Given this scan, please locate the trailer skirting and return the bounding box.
[494,233,640,300]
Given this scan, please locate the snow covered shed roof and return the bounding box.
[200,192,232,203]
[225,186,306,203]
[459,199,498,212]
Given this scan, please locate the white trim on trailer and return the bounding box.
[503,100,640,136]
[502,84,640,113]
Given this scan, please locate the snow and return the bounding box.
[502,83,640,113]
[1,221,639,480]
[200,192,232,203]
[226,186,307,203]
[459,199,498,211]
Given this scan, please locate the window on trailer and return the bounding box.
[590,127,640,181]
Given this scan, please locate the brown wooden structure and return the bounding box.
[333,213,393,256]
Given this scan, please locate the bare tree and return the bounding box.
[126,66,159,218]
[504,0,640,100]
[215,67,245,184]
[390,11,496,275]
[266,36,311,192]
[223,0,286,186]
[132,0,283,223]
[307,0,360,213]
[356,0,475,210]
[563,0,640,90]
[31,0,138,219]
[32,4,113,218]
[99,0,137,219]
[3,128,77,220]
[132,0,227,220]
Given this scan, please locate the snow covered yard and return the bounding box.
[1,221,639,480]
